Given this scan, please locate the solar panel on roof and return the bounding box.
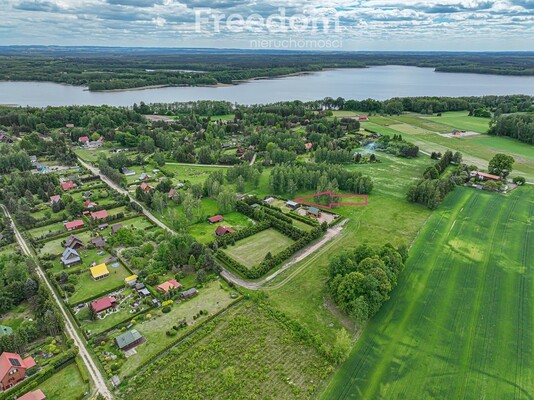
[9,358,21,366]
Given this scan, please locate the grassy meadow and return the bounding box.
[321,187,534,399]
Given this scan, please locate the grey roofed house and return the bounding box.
[121,167,135,176]
[29,155,37,163]
[98,223,109,230]
[61,247,81,267]
[90,236,106,248]
[65,235,83,249]
[286,200,299,209]
[111,224,123,235]
[181,288,198,299]
[135,282,145,291]
[115,329,144,351]
[138,288,150,296]
[307,206,320,216]
[251,203,260,208]
[263,197,275,204]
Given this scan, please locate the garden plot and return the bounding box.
[222,228,294,269]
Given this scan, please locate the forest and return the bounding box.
[1,48,534,90]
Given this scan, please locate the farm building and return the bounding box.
[90,210,108,220]
[0,352,36,391]
[64,220,84,231]
[90,263,109,280]
[180,288,198,300]
[49,195,61,205]
[90,237,106,248]
[307,207,321,219]
[286,200,300,210]
[115,330,144,351]
[17,389,46,400]
[61,248,81,267]
[64,235,84,250]
[111,224,123,235]
[207,215,224,224]
[157,279,182,293]
[470,171,501,181]
[91,297,117,315]
[124,275,138,286]
[60,181,76,191]
[215,226,235,237]
[0,326,13,336]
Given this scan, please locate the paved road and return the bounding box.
[0,205,113,400]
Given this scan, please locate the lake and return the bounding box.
[1,66,534,107]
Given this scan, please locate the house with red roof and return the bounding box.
[358,115,369,121]
[207,215,224,224]
[91,297,117,315]
[0,352,36,391]
[78,136,89,144]
[60,181,76,191]
[167,188,175,199]
[156,279,182,293]
[49,195,61,205]
[84,201,97,208]
[64,220,84,231]
[470,171,501,181]
[17,389,46,400]
[304,142,313,150]
[139,182,154,193]
[215,226,235,237]
[90,210,108,220]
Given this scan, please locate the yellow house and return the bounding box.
[124,275,138,286]
[90,263,109,280]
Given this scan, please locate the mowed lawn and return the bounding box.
[223,228,294,268]
[321,187,534,399]
[68,263,131,304]
[36,362,89,400]
[426,111,491,133]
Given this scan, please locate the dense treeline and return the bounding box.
[327,244,407,326]
[489,113,534,144]
[0,254,64,354]
[374,134,419,158]
[269,163,373,196]
[1,49,534,91]
[407,151,461,209]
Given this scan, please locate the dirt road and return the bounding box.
[1,205,113,400]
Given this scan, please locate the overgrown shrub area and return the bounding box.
[120,302,333,400]
[374,133,419,158]
[327,244,407,328]
[407,151,461,209]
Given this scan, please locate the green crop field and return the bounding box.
[223,228,295,268]
[426,111,491,133]
[121,301,333,400]
[321,186,534,399]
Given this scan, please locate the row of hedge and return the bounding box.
[0,349,78,400]
[217,225,325,279]
[287,211,320,227]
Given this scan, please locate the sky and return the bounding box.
[0,0,533,51]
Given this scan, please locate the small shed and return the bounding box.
[307,207,321,218]
[286,200,300,210]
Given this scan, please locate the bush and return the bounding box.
[162,306,171,313]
